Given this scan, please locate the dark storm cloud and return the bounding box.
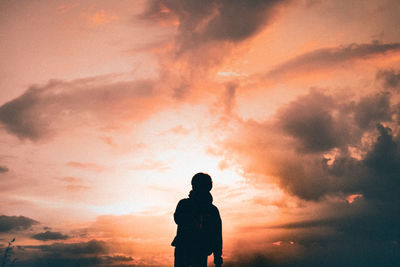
[224,241,400,267]
[244,199,399,266]
[141,1,290,99]
[13,240,138,267]
[224,253,279,267]
[13,257,105,267]
[233,195,400,266]
[277,90,393,153]
[0,165,8,173]
[221,72,400,264]
[224,87,398,200]
[0,215,38,232]
[377,68,400,91]
[143,0,289,51]
[268,42,400,78]
[0,77,157,141]
[362,124,400,200]
[103,255,134,263]
[353,93,392,129]
[31,231,69,241]
[27,239,107,255]
[277,89,345,152]
[267,217,344,229]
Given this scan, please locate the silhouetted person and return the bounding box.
[172,173,223,267]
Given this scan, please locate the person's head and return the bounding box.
[191,172,212,192]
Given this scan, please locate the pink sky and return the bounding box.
[1,0,400,266]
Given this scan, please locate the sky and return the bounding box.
[1,0,400,266]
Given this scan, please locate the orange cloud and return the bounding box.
[0,77,169,141]
[272,241,282,246]
[87,10,118,26]
[345,193,363,204]
[67,161,108,173]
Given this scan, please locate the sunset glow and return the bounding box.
[1,0,400,266]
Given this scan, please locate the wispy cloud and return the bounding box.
[267,42,400,79]
[66,162,108,173]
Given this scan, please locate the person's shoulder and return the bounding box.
[210,203,220,214]
[177,198,192,206]
[179,197,190,203]
[176,198,196,212]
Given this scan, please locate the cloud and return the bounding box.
[56,176,85,183]
[353,92,392,129]
[219,68,400,264]
[223,86,398,200]
[14,240,123,267]
[224,253,278,267]
[276,90,392,153]
[103,255,134,264]
[31,231,69,241]
[0,77,163,141]
[14,257,106,267]
[0,165,9,173]
[0,215,38,232]
[11,214,173,266]
[239,199,400,266]
[276,89,345,153]
[55,176,90,191]
[230,195,400,266]
[377,68,400,91]
[268,42,400,79]
[266,215,359,230]
[66,161,108,173]
[142,0,289,52]
[140,0,291,94]
[222,81,238,115]
[86,10,118,26]
[139,1,291,101]
[224,240,400,267]
[28,239,107,254]
[362,124,400,200]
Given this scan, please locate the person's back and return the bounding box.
[172,173,223,267]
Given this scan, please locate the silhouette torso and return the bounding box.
[172,190,222,267]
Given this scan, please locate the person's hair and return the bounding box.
[191,172,212,192]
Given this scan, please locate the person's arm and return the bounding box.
[213,208,223,266]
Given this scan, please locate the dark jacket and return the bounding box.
[172,190,222,261]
